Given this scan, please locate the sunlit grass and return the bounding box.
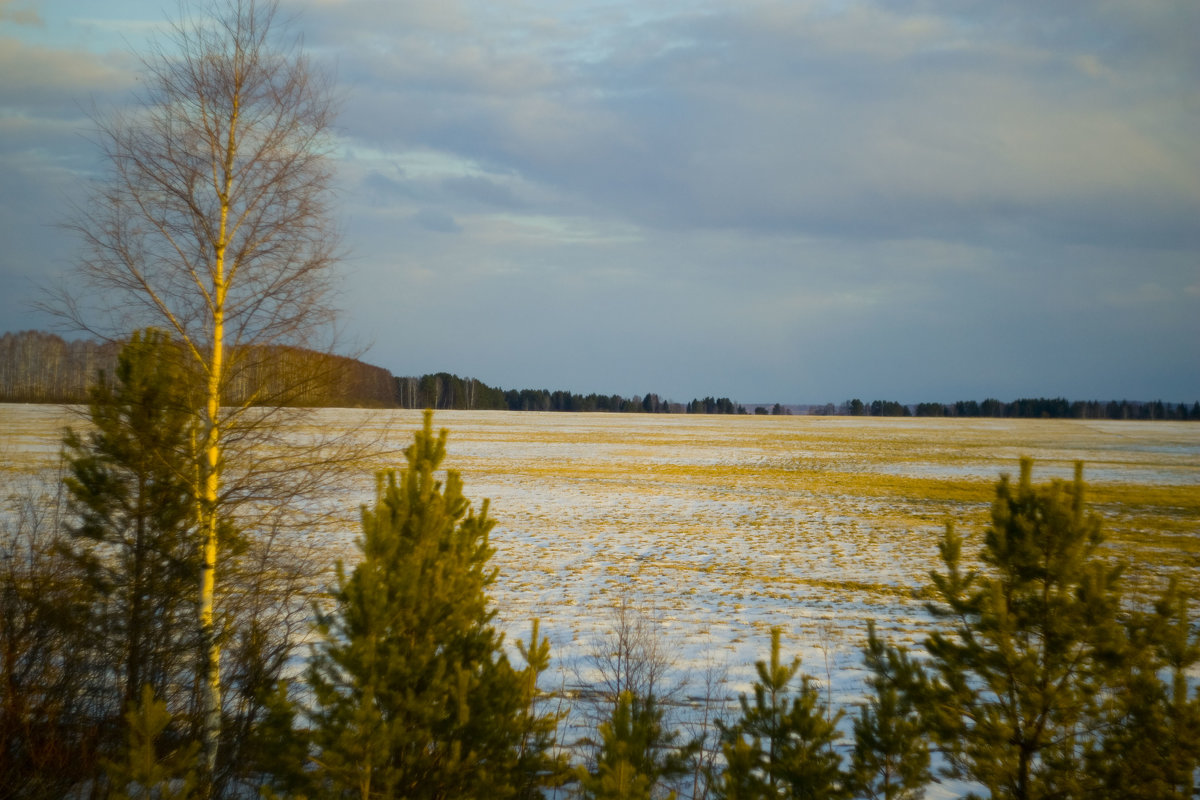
[3,405,1197,699]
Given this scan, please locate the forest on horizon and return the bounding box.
[2,329,1196,420]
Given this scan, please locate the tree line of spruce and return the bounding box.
[3,332,1198,800]
[5,330,1196,421]
[822,397,1200,421]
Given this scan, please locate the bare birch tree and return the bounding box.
[51,1,349,791]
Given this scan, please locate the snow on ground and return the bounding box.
[4,403,1198,794]
[312,410,1200,709]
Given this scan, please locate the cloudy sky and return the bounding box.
[2,0,1198,404]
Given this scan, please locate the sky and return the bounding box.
[2,0,1198,404]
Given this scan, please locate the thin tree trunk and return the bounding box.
[200,107,234,785]
[199,329,224,787]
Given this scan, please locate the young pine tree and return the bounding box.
[104,685,200,800]
[512,619,572,799]
[62,328,200,735]
[921,459,1125,800]
[1084,578,1200,800]
[303,411,563,800]
[846,621,931,800]
[577,690,696,800]
[714,628,846,800]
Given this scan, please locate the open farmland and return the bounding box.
[3,404,1199,708]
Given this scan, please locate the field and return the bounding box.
[4,404,1199,710]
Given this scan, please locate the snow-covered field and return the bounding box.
[4,404,1199,716]
[358,412,1199,700]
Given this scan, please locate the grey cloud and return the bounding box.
[360,169,413,203]
[440,175,522,209]
[412,208,462,233]
[354,168,526,216]
[4,0,1196,401]
[316,0,1200,255]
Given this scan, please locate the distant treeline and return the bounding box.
[809,396,1200,421]
[0,331,746,413]
[1,331,120,404]
[5,330,1195,419]
[0,330,396,408]
[394,372,746,414]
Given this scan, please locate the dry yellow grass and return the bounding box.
[3,405,1196,685]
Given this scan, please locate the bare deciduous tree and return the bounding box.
[581,596,685,717]
[573,595,706,799]
[49,0,355,789]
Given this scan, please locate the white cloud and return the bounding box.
[306,0,1200,256]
